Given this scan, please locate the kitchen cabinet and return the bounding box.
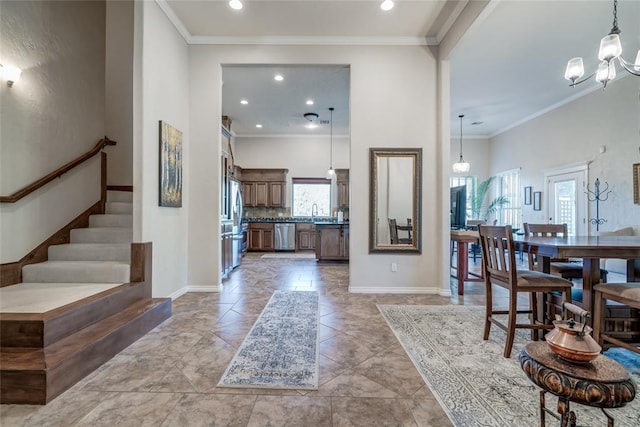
[241,169,288,208]
[336,169,349,209]
[248,222,274,251]
[296,223,316,251]
[315,223,349,261]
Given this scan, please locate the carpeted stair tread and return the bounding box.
[105,202,132,214]
[48,243,130,262]
[22,261,130,284]
[70,227,132,244]
[89,214,133,228]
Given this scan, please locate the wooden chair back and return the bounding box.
[389,219,399,244]
[523,223,568,237]
[522,223,569,268]
[477,225,517,289]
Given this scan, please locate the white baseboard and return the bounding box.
[167,287,189,300]
[348,286,444,294]
[187,285,222,293]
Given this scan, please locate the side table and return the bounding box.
[519,342,636,427]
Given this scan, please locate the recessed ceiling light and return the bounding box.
[274,74,284,82]
[380,0,394,11]
[240,99,248,105]
[256,124,263,128]
[229,0,243,11]
[306,99,314,105]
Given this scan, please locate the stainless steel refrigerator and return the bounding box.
[230,180,243,268]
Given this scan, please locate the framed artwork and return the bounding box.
[533,191,542,211]
[634,163,640,204]
[524,186,532,205]
[159,120,183,207]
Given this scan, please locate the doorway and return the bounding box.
[545,164,588,236]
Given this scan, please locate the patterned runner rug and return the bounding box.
[218,290,319,390]
[378,304,640,427]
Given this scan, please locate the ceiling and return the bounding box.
[163,0,640,138]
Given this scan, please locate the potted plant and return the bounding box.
[470,176,509,221]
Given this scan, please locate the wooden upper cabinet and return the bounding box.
[255,182,269,207]
[269,182,285,207]
[336,169,349,209]
[240,169,288,208]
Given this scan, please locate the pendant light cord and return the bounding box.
[329,107,334,169]
[458,114,464,161]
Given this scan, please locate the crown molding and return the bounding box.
[155,0,191,43]
[436,0,469,43]
[234,133,351,139]
[189,35,437,46]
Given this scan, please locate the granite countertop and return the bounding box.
[243,217,349,225]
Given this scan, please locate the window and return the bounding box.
[495,169,521,228]
[450,175,476,220]
[292,178,331,217]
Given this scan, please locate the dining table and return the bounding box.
[450,229,484,295]
[513,235,640,318]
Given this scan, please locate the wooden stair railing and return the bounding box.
[0,136,116,203]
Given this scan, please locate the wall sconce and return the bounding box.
[1,64,22,87]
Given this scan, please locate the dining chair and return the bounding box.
[478,225,573,358]
[389,218,411,245]
[593,283,640,355]
[523,223,608,283]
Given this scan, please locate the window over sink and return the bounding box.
[292,178,331,217]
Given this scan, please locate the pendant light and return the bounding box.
[452,114,470,174]
[327,107,335,177]
[564,0,640,88]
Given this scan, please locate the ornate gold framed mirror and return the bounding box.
[369,148,422,253]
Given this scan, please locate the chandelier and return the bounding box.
[564,0,640,88]
[452,114,470,174]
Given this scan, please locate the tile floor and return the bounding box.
[0,252,586,426]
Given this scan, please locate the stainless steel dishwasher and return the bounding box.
[274,223,296,251]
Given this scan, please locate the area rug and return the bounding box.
[261,253,316,259]
[378,304,640,427]
[218,290,319,390]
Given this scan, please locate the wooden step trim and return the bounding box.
[1,298,171,404]
[0,282,149,348]
[106,185,133,192]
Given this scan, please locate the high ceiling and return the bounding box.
[162,0,640,137]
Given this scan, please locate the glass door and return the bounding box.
[546,170,586,236]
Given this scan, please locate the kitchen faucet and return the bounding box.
[311,203,318,218]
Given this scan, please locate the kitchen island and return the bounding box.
[315,222,349,261]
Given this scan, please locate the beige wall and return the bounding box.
[0,0,105,262]
[234,135,350,210]
[490,76,640,232]
[136,0,190,297]
[106,0,134,186]
[188,44,445,294]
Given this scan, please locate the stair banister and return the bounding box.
[0,137,116,203]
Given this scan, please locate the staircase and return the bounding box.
[0,191,172,404]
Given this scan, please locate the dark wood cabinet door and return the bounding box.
[269,182,285,207]
[248,229,263,250]
[255,182,269,206]
[243,183,255,207]
[262,229,274,250]
[337,181,348,208]
[319,227,342,258]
